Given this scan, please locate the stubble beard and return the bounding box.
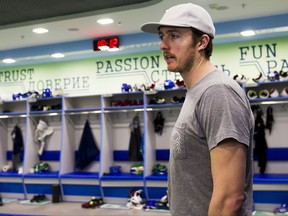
[168,48,195,76]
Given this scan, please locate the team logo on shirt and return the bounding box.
[170,124,187,159]
[171,130,182,154]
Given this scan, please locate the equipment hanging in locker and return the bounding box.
[253,105,268,174]
[128,115,143,161]
[75,119,100,170]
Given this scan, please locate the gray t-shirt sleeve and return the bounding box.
[197,84,251,151]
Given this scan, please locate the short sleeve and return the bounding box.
[197,84,252,150]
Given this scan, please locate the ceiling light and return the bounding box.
[32,28,49,34]
[209,4,228,10]
[51,53,65,58]
[216,5,228,10]
[2,58,16,63]
[97,18,114,25]
[240,30,256,37]
[68,28,79,31]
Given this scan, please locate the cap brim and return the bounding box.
[141,22,193,34]
[141,22,163,34]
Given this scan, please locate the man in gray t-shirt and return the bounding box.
[141,3,254,216]
[168,70,254,215]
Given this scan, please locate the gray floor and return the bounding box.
[0,201,279,216]
[0,201,171,216]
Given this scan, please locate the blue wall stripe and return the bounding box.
[215,14,288,34]
[253,191,288,204]
[155,148,288,161]
[254,174,288,184]
[75,151,99,161]
[254,148,288,161]
[7,150,98,161]
[113,150,129,161]
[146,187,167,200]
[62,184,101,196]
[39,151,60,161]
[0,182,25,193]
[156,149,169,161]
[2,13,288,60]
[25,184,55,195]
[0,214,45,216]
[6,151,24,161]
[145,175,168,181]
[60,172,99,179]
[8,150,61,161]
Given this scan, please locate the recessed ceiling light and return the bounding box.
[51,53,65,58]
[240,30,256,37]
[2,58,16,63]
[209,4,228,10]
[32,28,49,34]
[97,18,114,25]
[216,5,228,10]
[68,28,79,31]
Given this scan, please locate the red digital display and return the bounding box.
[93,37,119,51]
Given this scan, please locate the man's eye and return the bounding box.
[159,35,164,40]
[170,34,179,39]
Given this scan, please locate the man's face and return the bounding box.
[158,27,197,73]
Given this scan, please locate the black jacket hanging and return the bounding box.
[11,125,24,171]
[128,115,143,161]
[266,106,274,134]
[75,120,100,170]
[154,111,165,135]
[254,108,268,174]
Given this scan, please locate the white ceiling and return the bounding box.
[1,0,288,54]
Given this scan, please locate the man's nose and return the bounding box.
[160,39,169,50]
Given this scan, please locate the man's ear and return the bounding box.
[198,34,210,51]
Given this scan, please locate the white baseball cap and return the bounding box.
[141,3,215,38]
